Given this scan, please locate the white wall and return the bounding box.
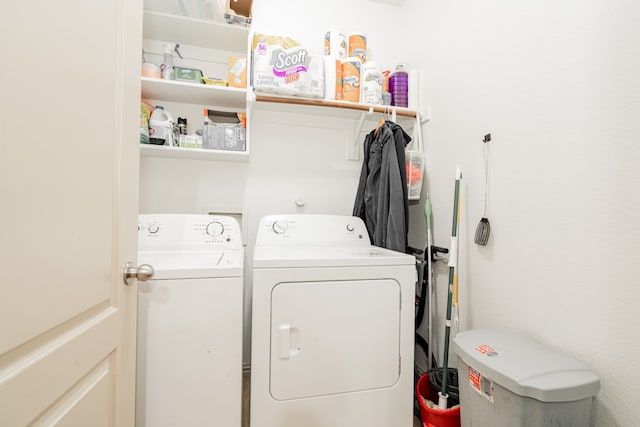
[250,0,412,69]
[405,0,640,425]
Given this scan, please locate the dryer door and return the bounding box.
[270,279,401,400]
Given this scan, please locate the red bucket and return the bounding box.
[416,373,461,427]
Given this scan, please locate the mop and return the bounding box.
[438,165,462,409]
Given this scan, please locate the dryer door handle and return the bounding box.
[279,324,291,359]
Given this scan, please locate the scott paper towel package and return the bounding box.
[252,33,324,98]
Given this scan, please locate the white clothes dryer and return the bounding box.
[250,214,416,427]
[136,214,243,427]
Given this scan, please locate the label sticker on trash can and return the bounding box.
[468,367,494,403]
[474,344,500,357]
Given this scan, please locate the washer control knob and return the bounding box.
[148,223,159,234]
[206,221,224,237]
[272,220,289,235]
[346,224,355,232]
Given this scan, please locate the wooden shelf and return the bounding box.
[254,95,419,119]
[141,77,246,109]
[142,10,249,52]
[140,144,249,162]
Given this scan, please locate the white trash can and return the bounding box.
[452,330,600,427]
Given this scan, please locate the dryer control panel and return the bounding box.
[138,214,242,251]
[256,215,370,246]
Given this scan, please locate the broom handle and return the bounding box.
[440,165,462,407]
[425,195,434,368]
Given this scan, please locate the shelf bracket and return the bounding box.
[348,107,373,161]
[246,89,256,118]
[420,105,432,123]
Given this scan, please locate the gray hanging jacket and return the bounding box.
[353,121,411,253]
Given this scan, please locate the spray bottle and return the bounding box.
[160,43,175,80]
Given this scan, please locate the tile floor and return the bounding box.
[242,370,423,427]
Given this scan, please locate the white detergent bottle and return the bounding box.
[149,106,174,146]
[160,43,175,80]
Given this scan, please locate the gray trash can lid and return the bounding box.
[452,330,600,402]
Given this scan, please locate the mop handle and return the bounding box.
[440,165,462,408]
[451,165,462,308]
[425,195,434,367]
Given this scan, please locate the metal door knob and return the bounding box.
[123,262,155,286]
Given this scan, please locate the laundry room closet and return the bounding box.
[136,0,640,426]
[138,0,427,364]
[3,0,640,425]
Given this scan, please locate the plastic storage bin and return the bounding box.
[405,150,424,200]
[452,330,600,427]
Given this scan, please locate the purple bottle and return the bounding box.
[389,64,409,108]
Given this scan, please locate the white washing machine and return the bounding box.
[136,213,243,427]
[251,214,416,427]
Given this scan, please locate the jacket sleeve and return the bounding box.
[378,132,407,253]
[392,124,411,247]
[352,132,372,225]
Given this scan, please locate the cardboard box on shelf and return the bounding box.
[226,0,252,24]
[178,134,203,149]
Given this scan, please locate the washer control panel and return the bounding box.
[138,214,242,250]
[256,215,370,246]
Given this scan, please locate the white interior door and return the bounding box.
[0,1,142,425]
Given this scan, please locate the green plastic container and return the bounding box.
[174,67,203,83]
